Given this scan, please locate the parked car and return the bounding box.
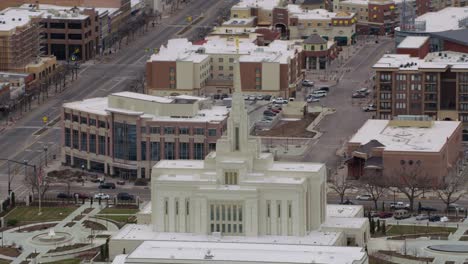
[221,93,228,99]
[117,192,135,201]
[57,192,72,199]
[270,108,281,113]
[448,203,465,212]
[317,86,330,92]
[429,215,441,222]
[213,94,221,100]
[356,88,370,95]
[99,182,116,189]
[416,214,429,221]
[289,97,295,102]
[370,211,380,217]
[306,96,320,103]
[302,79,314,87]
[356,194,372,201]
[262,116,274,121]
[440,216,449,222]
[311,90,327,97]
[340,199,354,205]
[420,206,437,212]
[362,104,377,112]
[352,92,366,98]
[394,209,411,220]
[263,110,277,117]
[273,98,288,104]
[378,212,393,218]
[390,202,410,210]
[248,95,257,101]
[256,95,264,100]
[94,193,110,200]
[74,193,90,199]
[263,95,272,101]
[244,95,249,100]
[117,180,125,185]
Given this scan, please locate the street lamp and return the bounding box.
[43,145,48,167]
[81,164,85,186]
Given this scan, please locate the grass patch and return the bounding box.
[0,259,11,264]
[82,220,106,231]
[64,222,76,227]
[73,215,85,221]
[43,259,81,264]
[0,247,20,257]
[369,255,395,264]
[82,208,94,214]
[387,225,456,236]
[15,223,56,233]
[5,206,77,224]
[48,244,88,254]
[459,236,468,241]
[98,208,138,214]
[96,215,136,223]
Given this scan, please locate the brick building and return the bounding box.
[346,117,462,185]
[61,92,228,179]
[302,34,338,69]
[373,50,468,140]
[145,38,303,98]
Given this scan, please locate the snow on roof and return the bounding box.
[269,162,324,172]
[223,17,256,26]
[113,224,342,246]
[233,0,281,10]
[111,91,174,103]
[373,52,468,70]
[112,255,127,264]
[403,7,468,32]
[322,217,368,229]
[287,5,354,20]
[124,240,366,263]
[0,8,45,31]
[327,205,363,218]
[341,0,412,4]
[150,38,301,64]
[349,119,460,152]
[63,97,108,115]
[155,160,205,169]
[397,36,429,49]
[19,3,118,16]
[18,4,89,20]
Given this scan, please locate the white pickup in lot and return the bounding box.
[390,201,410,210]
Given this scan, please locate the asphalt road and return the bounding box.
[0,0,238,196]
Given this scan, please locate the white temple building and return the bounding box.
[109,51,370,264]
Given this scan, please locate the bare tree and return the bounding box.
[23,168,50,200]
[329,171,354,204]
[434,168,466,214]
[359,168,388,210]
[392,163,431,212]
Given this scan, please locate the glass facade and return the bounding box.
[194,143,204,160]
[89,134,96,153]
[164,142,175,159]
[180,142,189,159]
[151,142,160,160]
[98,136,106,155]
[72,130,79,148]
[141,141,147,160]
[113,122,137,161]
[81,132,87,151]
[65,128,71,147]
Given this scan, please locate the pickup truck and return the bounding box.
[390,201,410,210]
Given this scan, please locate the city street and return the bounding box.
[0,0,238,196]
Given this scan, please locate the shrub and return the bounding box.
[7,219,18,226]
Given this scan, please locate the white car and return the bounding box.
[356,194,372,201]
[390,201,410,210]
[256,95,264,100]
[94,193,110,200]
[273,98,288,104]
[440,216,449,222]
[248,95,257,101]
[306,96,320,103]
[311,90,327,97]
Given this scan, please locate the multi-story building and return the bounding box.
[0,71,33,100]
[346,117,462,185]
[146,37,303,98]
[286,5,357,45]
[395,7,468,51]
[301,34,338,69]
[61,92,228,179]
[109,55,369,264]
[0,8,44,72]
[373,50,468,140]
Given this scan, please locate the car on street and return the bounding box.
[117,180,125,185]
[213,94,221,100]
[74,192,90,199]
[356,194,372,201]
[306,96,320,103]
[256,95,264,100]
[377,212,393,218]
[429,215,441,222]
[416,214,429,221]
[420,206,437,212]
[262,116,274,121]
[356,88,370,95]
[57,193,72,199]
[263,95,272,101]
[302,80,314,87]
[340,199,354,205]
[99,182,116,189]
[94,193,110,200]
[270,108,281,113]
[272,98,288,104]
[263,110,277,116]
[390,202,410,210]
[117,192,135,201]
[311,90,327,97]
[370,211,380,217]
[317,86,330,92]
[440,216,449,222]
[394,209,411,220]
[244,95,249,100]
[248,95,257,101]
[221,93,228,99]
[448,203,465,212]
[352,92,366,98]
[362,104,377,112]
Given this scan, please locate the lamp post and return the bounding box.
[81,164,85,186]
[43,145,48,167]
[393,189,396,204]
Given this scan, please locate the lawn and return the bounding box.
[5,206,77,224]
[98,208,139,215]
[0,260,11,264]
[387,225,457,236]
[96,215,136,223]
[44,259,81,264]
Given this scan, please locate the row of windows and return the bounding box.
[266,200,292,219]
[65,113,106,128]
[48,33,83,40]
[142,126,218,136]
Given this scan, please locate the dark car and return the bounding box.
[420,206,437,212]
[213,94,221,100]
[263,95,272,101]
[99,182,116,189]
[57,192,72,199]
[74,193,90,199]
[340,199,354,205]
[263,110,277,116]
[117,192,135,201]
[221,93,229,99]
[429,215,441,222]
[318,86,330,92]
[352,93,366,98]
[378,212,393,218]
[117,180,125,185]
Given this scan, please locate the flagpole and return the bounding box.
[37,166,42,215]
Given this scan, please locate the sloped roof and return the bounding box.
[304,34,327,44]
[355,139,385,155]
[364,156,383,169]
[431,29,468,46]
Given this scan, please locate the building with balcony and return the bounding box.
[61,92,228,179]
[373,50,468,140]
[145,37,303,98]
[346,117,462,185]
[108,57,369,264]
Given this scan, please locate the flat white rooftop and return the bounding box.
[327,205,363,218]
[19,3,119,16]
[122,240,366,264]
[113,224,342,246]
[349,119,460,152]
[0,8,45,31]
[233,0,281,10]
[397,36,429,49]
[373,51,468,70]
[287,5,354,20]
[322,217,368,229]
[398,7,468,32]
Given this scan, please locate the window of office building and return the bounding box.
[224,171,238,185]
[193,143,204,160]
[179,127,189,135]
[64,113,71,121]
[396,102,406,109]
[65,128,71,147]
[209,202,243,234]
[50,23,65,29]
[396,93,406,100]
[208,143,216,152]
[151,142,160,160]
[72,130,79,149]
[150,126,160,134]
[380,73,392,82]
[81,132,87,151]
[98,120,106,128]
[179,142,189,159]
[89,118,96,126]
[164,127,174,134]
[396,83,406,91]
[72,115,79,122]
[80,116,87,124]
[50,33,65,39]
[411,74,421,81]
[98,136,106,155]
[164,142,175,159]
[194,128,204,135]
[89,134,96,153]
[113,122,137,161]
[208,128,217,136]
[68,22,82,29]
[141,142,147,160]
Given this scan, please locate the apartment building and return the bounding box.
[346,117,462,185]
[286,5,356,45]
[0,8,44,72]
[61,92,228,179]
[373,50,468,140]
[146,37,303,98]
[301,34,339,69]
